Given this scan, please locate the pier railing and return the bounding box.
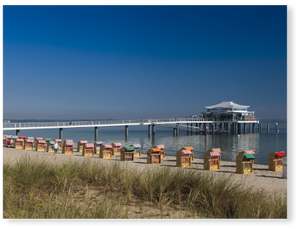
[3,117,259,130]
[3,118,216,129]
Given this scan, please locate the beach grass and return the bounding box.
[3,155,287,219]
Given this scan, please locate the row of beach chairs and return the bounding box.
[3,135,286,174]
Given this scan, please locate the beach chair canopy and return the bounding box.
[85,144,94,148]
[16,139,24,142]
[38,140,46,144]
[80,141,88,144]
[275,152,286,157]
[65,142,74,146]
[210,152,221,157]
[244,150,255,154]
[55,139,62,142]
[181,150,192,156]
[19,136,26,139]
[27,137,34,140]
[151,148,161,153]
[133,144,141,148]
[243,154,255,160]
[49,141,55,145]
[113,143,122,147]
[125,147,135,152]
[12,136,18,139]
[26,139,34,143]
[95,141,103,146]
[185,147,194,151]
[156,145,165,149]
[65,140,73,143]
[45,138,52,141]
[104,145,113,149]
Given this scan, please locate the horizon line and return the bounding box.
[4,3,287,6]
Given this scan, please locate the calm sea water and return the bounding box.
[3,122,287,165]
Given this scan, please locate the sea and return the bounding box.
[3,120,287,165]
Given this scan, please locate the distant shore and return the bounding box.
[3,147,287,195]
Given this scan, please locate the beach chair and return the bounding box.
[155,145,166,159]
[82,143,94,157]
[63,140,74,154]
[47,141,56,153]
[15,138,24,149]
[18,136,26,148]
[120,146,135,161]
[112,142,122,155]
[24,138,34,150]
[180,147,194,161]
[236,150,255,174]
[5,135,13,148]
[77,140,88,153]
[34,137,43,149]
[3,135,6,147]
[94,141,103,154]
[204,148,222,170]
[129,144,141,157]
[147,148,161,164]
[176,149,193,167]
[36,140,47,152]
[100,144,113,159]
[268,151,286,171]
[9,136,18,148]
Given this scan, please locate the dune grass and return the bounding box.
[3,155,287,219]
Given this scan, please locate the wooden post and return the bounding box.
[244,123,246,134]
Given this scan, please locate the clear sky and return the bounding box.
[3,5,287,120]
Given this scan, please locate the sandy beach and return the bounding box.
[3,147,287,195]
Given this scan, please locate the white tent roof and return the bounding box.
[205,101,250,109]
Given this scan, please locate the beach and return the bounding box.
[3,147,287,195]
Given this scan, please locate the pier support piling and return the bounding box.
[176,123,179,136]
[252,123,255,133]
[59,128,63,140]
[249,123,252,133]
[148,125,151,137]
[244,123,246,134]
[152,124,155,136]
[267,123,269,134]
[276,122,278,133]
[94,127,98,142]
[173,128,176,136]
[238,123,241,134]
[16,129,20,136]
[125,125,128,139]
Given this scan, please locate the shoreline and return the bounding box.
[3,147,287,195]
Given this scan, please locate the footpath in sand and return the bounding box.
[3,147,287,195]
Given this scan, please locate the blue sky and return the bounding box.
[3,5,287,120]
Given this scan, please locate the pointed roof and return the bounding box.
[205,101,249,109]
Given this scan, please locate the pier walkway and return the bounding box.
[3,118,260,141]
